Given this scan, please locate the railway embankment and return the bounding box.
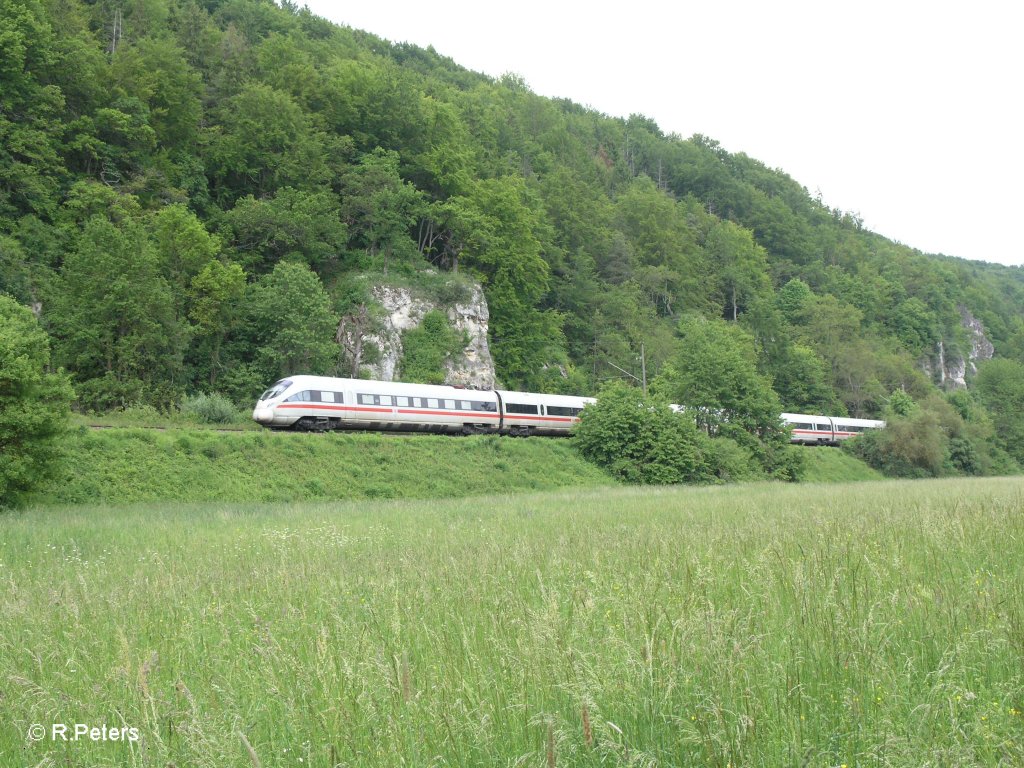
[32,426,882,507]
[35,427,615,506]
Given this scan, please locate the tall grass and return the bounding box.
[3,478,1022,766]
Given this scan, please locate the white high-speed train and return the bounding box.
[252,375,884,443]
[252,375,593,436]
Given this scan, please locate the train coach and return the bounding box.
[252,375,594,436]
[781,412,885,445]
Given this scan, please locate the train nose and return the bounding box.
[253,406,274,424]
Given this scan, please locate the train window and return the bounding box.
[358,393,375,405]
[380,395,392,406]
[837,425,850,432]
[459,400,471,410]
[286,390,311,402]
[260,379,292,401]
[427,398,439,409]
[321,391,334,403]
[473,401,497,412]
[506,403,539,415]
[547,405,582,417]
[816,424,828,432]
[444,399,455,409]
[396,396,409,407]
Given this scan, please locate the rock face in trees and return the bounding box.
[362,282,496,389]
[923,306,995,388]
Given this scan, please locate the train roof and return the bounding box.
[282,375,497,399]
[781,412,886,428]
[494,390,595,407]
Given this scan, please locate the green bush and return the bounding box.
[844,408,946,478]
[574,382,714,485]
[182,393,239,424]
[399,310,465,384]
[701,436,765,483]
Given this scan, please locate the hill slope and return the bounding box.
[1,0,1022,474]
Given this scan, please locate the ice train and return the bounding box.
[253,375,884,444]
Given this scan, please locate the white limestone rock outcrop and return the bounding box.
[361,282,496,390]
[924,305,995,388]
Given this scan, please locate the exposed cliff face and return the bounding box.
[361,282,496,389]
[924,305,994,388]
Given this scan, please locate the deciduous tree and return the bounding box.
[0,295,73,507]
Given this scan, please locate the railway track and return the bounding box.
[84,424,253,433]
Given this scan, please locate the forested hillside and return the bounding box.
[3,0,1024,474]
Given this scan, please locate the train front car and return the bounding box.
[253,376,507,433]
[253,377,293,427]
[252,375,337,430]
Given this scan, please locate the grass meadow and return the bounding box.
[3,478,1023,766]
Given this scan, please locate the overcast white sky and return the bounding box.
[303,0,1024,267]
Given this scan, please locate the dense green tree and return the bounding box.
[205,82,329,201]
[613,175,708,316]
[0,295,74,507]
[451,176,564,388]
[0,0,64,219]
[776,277,814,323]
[653,315,798,478]
[890,297,938,356]
[222,186,347,273]
[109,37,203,152]
[772,344,841,413]
[245,261,338,381]
[339,149,424,274]
[189,259,247,387]
[849,409,947,478]
[704,219,771,321]
[148,203,221,311]
[655,316,784,441]
[0,236,34,305]
[49,217,186,409]
[974,358,1024,463]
